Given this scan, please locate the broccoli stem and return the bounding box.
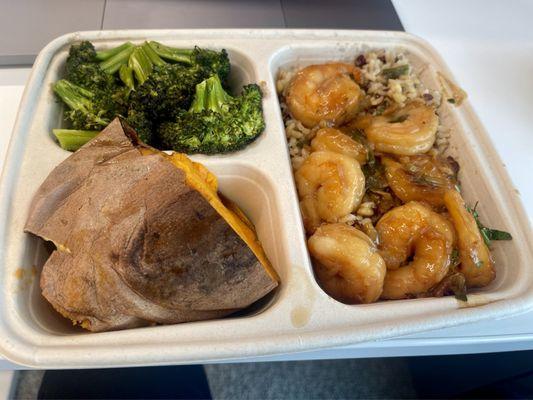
[53,129,98,151]
[189,79,208,112]
[206,75,231,112]
[142,42,166,66]
[119,64,135,90]
[189,75,231,113]
[53,80,109,126]
[148,41,193,64]
[95,42,134,61]
[128,47,153,84]
[53,79,94,110]
[99,46,135,74]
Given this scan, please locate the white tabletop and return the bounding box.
[0,1,532,368]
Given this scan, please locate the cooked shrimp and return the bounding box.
[299,196,322,236]
[365,101,438,155]
[344,113,373,132]
[286,63,362,128]
[382,155,456,207]
[295,151,365,233]
[444,189,495,287]
[311,127,367,165]
[376,202,455,299]
[309,224,386,303]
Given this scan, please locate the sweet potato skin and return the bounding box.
[25,119,277,331]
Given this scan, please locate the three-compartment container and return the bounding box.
[0,29,532,368]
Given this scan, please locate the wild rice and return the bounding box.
[358,51,441,110]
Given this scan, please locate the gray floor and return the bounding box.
[13,358,416,399]
[205,359,416,399]
[11,370,43,400]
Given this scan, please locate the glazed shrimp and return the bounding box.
[309,224,386,304]
[444,189,495,287]
[365,101,438,155]
[311,127,368,165]
[295,151,365,233]
[376,202,455,299]
[382,155,456,207]
[286,63,362,128]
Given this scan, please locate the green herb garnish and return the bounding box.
[447,98,456,104]
[347,129,374,165]
[389,114,408,123]
[347,128,367,145]
[363,162,388,190]
[450,248,460,266]
[430,272,467,301]
[349,129,387,190]
[404,164,447,188]
[484,229,513,241]
[381,64,409,79]
[412,175,447,188]
[374,103,387,116]
[467,202,513,247]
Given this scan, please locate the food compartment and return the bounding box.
[49,40,259,145]
[268,41,526,304]
[16,159,285,335]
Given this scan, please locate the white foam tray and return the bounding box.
[0,29,531,368]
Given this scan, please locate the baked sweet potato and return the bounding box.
[25,118,279,332]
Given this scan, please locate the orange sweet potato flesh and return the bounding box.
[24,118,278,331]
[141,148,279,283]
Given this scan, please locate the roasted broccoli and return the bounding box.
[53,129,98,151]
[129,63,202,122]
[65,41,97,72]
[158,75,265,154]
[62,41,131,120]
[96,41,135,61]
[54,40,242,151]
[65,41,116,93]
[125,108,153,143]
[128,43,229,122]
[53,79,112,130]
[149,42,230,84]
[99,43,135,74]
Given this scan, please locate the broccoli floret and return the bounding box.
[129,63,201,122]
[64,41,118,99]
[149,42,230,84]
[158,75,265,154]
[66,41,97,71]
[190,46,230,84]
[53,79,112,130]
[125,108,153,143]
[67,62,117,93]
[110,85,132,113]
